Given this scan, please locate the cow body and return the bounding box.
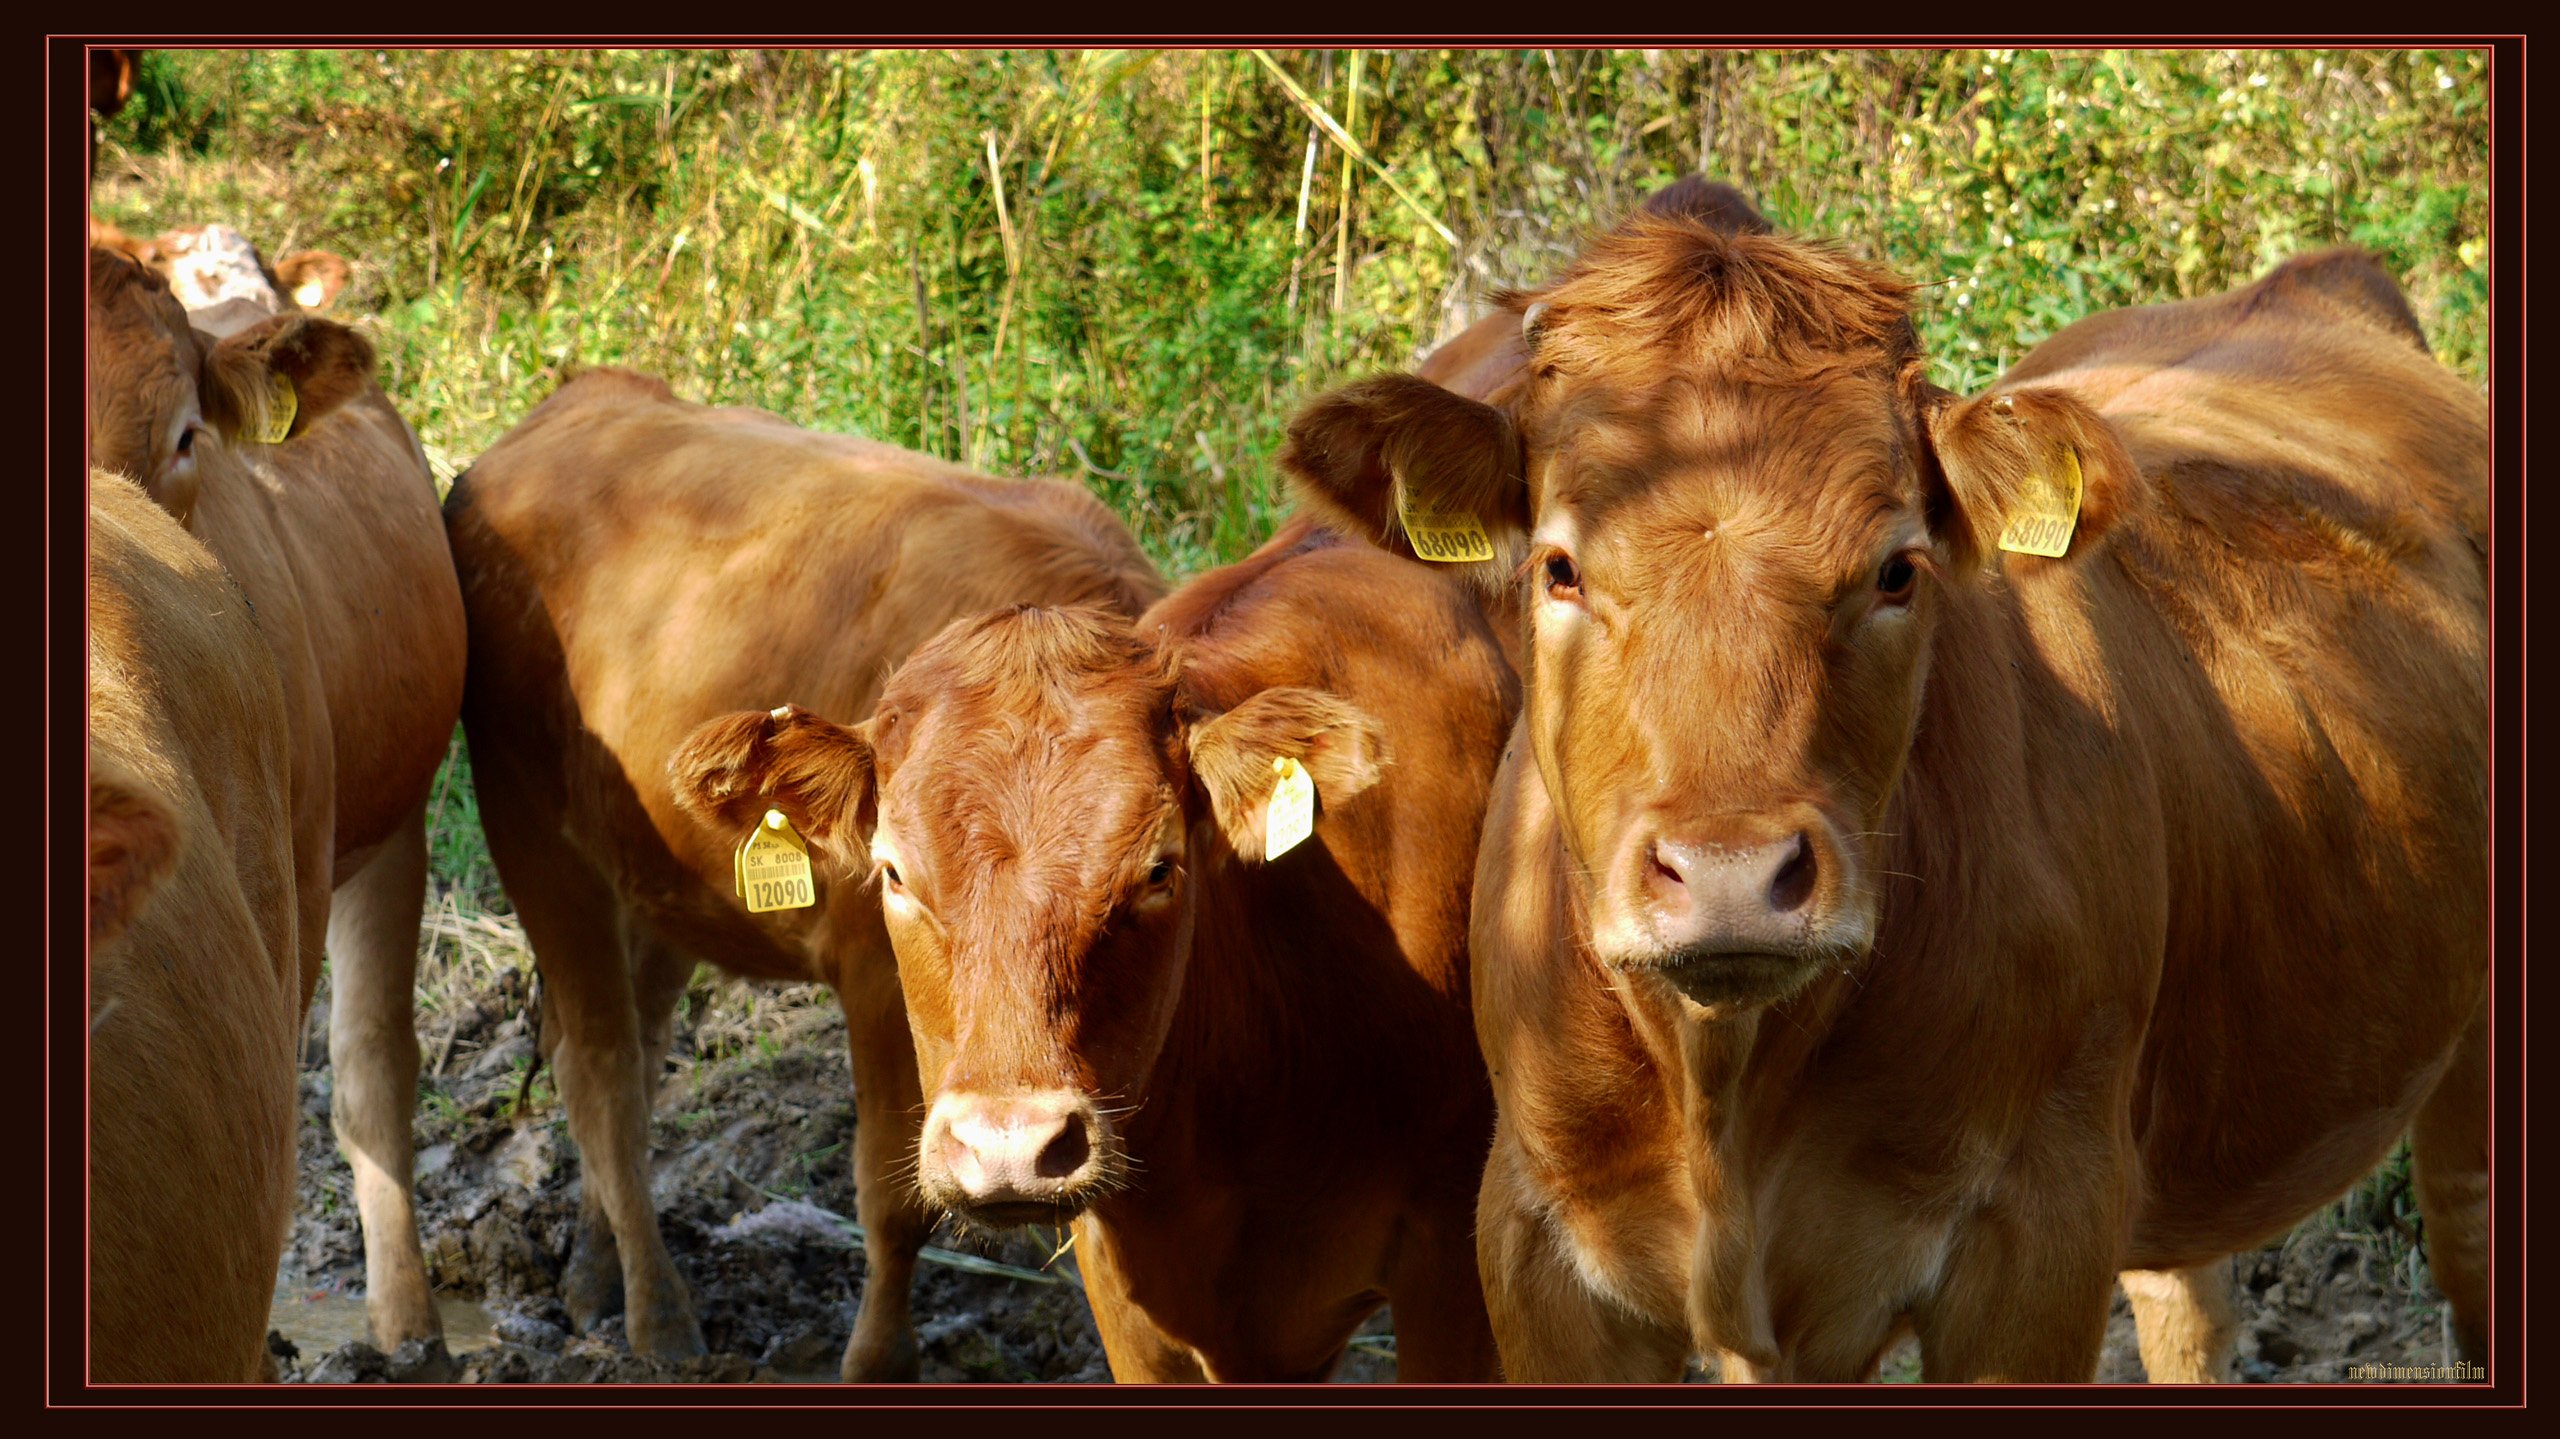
[88,246,468,1351]
[88,473,302,1383]
[1284,197,2488,1381]
[443,367,1165,1378]
[672,518,1515,1380]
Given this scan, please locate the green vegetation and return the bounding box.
[101,46,2481,1335]
[96,47,2488,582]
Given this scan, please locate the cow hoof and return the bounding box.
[629,1311,709,1362]
[366,1299,446,1353]
[841,1328,920,1383]
[560,1237,625,1334]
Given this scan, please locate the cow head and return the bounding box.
[1280,196,2142,1012]
[672,604,1384,1229]
[88,246,376,525]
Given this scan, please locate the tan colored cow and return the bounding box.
[672,517,1518,1381]
[441,368,1166,1378]
[1281,194,2489,1381]
[87,247,468,1353]
[89,472,302,1383]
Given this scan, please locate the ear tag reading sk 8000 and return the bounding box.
[250,373,298,445]
[1996,445,2083,559]
[736,809,816,913]
[1265,757,1315,862]
[1396,484,1494,564]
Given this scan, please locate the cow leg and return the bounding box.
[477,775,704,1360]
[324,802,441,1349]
[1913,1158,2125,1382]
[556,928,696,1330]
[1474,1126,1689,1382]
[2121,1260,2237,1382]
[2411,998,2489,1366]
[834,939,927,1382]
[548,996,624,1330]
[1074,1219,1209,1382]
[1384,1202,1500,1381]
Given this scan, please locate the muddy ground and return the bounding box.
[268,924,2464,1387]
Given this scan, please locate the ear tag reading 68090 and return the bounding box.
[1265,757,1315,862]
[736,809,817,913]
[1396,482,1494,564]
[249,373,298,446]
[1996,445,2084,559]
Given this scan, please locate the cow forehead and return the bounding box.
[886,686,1179,854]
[1537,370,1916,573]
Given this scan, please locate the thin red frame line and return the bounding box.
[62,37,2515,1402]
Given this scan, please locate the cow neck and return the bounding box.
[1107,843,1364,1173]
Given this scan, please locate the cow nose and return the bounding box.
[921,1092,1104,1219]
[1645,830,1819,945]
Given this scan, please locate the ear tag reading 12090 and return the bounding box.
[1265,757,1315,862]
[736,808,817,913]
[1396,482,1494,564]
[1996,445,2083,559]
[250,373,298,445]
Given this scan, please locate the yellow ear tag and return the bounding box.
[1265,757,1316,862]
[250,373,298,445]
[1996,445,2083,559]
[736,808,817,913]
[1396,484,1494,564]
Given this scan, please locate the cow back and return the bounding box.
[445,368,1168,978]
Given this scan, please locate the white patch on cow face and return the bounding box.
[158,225,284,317]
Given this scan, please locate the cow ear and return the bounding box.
[273,250,351,311]
[90,759,179,947]
[199,313,374,444]
[670,703,878,864]
[1185,687,1386,862]
[1909,374,2145,574]
[90,48,137,119]
[1277,374,1528,588]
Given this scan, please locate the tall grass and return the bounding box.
[96,47,2488,584]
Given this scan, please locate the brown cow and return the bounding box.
[441,368,1166,1378]
[670,516,1517,1381]
[86,247,469,1354]
[1280,195,2488,1381]
[89,472,302,1384]
[146,223,351,326]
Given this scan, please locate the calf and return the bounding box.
[672,517,1517,1381]
[87,247,467,1352]
[442,368,1167,1378]
[1281,193,2489,1381]
[89,473,302,1383]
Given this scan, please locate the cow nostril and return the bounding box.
[1650,842,1686,890]
[1767,833,1816,914]
[1035,1116,1092,1180]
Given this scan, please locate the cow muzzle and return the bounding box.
[1594,806,1871,1008]
[917,1090,1115,1228]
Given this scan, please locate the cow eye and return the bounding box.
[1542,551,1582,601]
[1876,553,1919,605]
[1146,857,1176,887]
[173,426,198,458]
[876,860,903,891]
